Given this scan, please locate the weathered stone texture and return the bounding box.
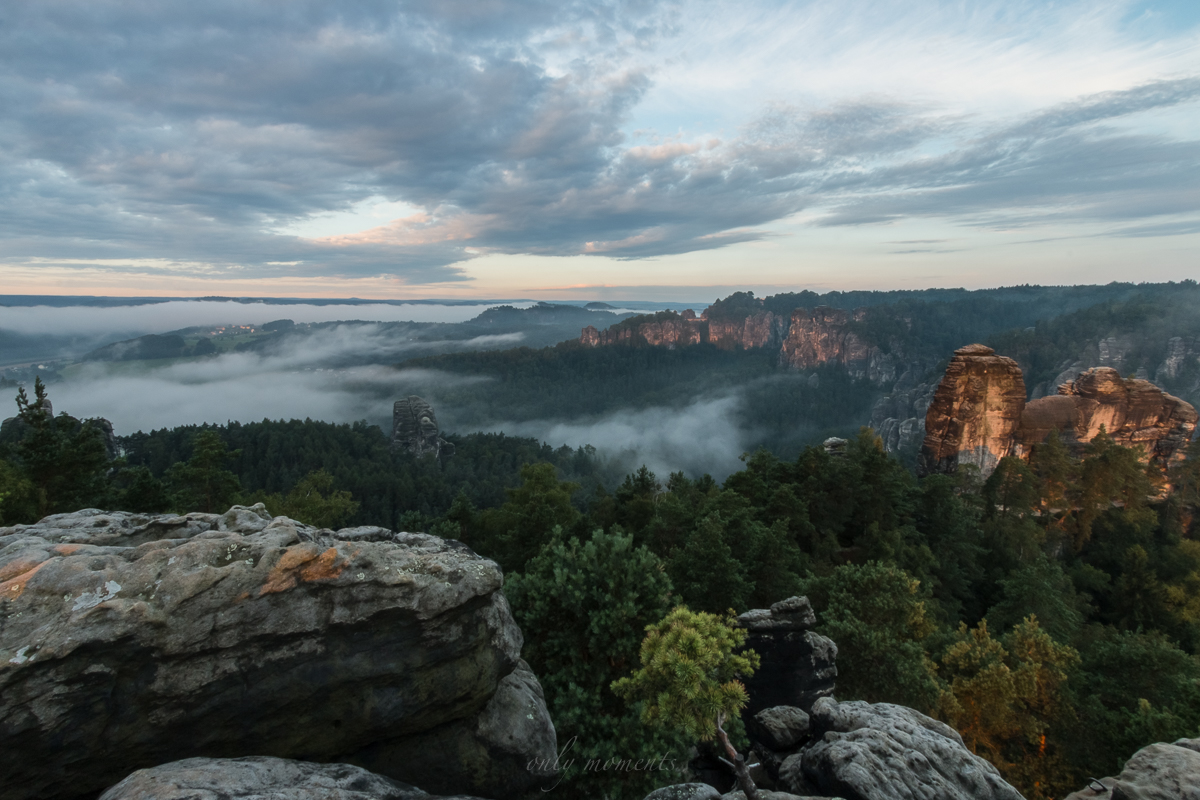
[99,756,488,800]
[640,319,704,348]
[736,597,836,717]
[0,505,554,800]
[780,698,1023,800]
[1017,367,1197,469]
[1065,737,1200,800]
[779,308,856,370]
[393,395,454,458]
[919,344,1027,476]
[920,346,1198,478]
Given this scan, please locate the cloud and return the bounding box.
[1,1,1198,284]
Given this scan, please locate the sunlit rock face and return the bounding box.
[778,307,858,370]
[0,505,555,800]
[705,310,785,351]
[639,318,703,348]
[579,324,635,346]
[919,344,1028,477]
[393,395,454,458]
[1017,367,1197,469]
[920,348,1198,479]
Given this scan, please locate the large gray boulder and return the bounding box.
[0,505,554,800]
[779,697,1023,800]
[1065,737,1200,800]
[99,756,487,800]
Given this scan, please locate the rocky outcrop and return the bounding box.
[1017,367,1198,469]
[778,698,1023,800]
[0,505,554,800]
[393,395,454,458]
[580,324,637,346]
[1065,737,1200,800]
[1157,335,1197,382]
[640,318,704,348]
[869,366,938,457]
[920,345,1198,478]
[779,308,864,370]
[582,306,895,380]
[666,598,1023,800]
[736,597,837,718]
[777,308,896,383]
[919,345,1028,477]
[582,309,783,351]
[706,311,786,351]
[100,756,487,800]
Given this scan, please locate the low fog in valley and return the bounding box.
[3,301,760,479]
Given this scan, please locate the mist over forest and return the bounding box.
[5,281,1199,481]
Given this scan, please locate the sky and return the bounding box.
[2,0,1198,300]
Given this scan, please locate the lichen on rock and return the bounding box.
[0,505,554,800]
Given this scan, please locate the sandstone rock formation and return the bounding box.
[393,395,454,458]
[580,306,896,381]
[0,505,554,800]
[1016,367,1198,469]
[736,596,837,718]
[779,698,1023,800]
[778,308,865,370]
[665,596,1023,800]
[919,345,1198,478]
[580,323,637,346]
[869,366,939,458]
[100,756,487,800]
[706,311,786,351]
[1064,737,1200,800]
[919,345,1028,476]
[640,317,704,348]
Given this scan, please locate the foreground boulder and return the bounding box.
[100,756,487,800]
[0,505,554,800]
[1065,737,1200,800]
[779,698,1023,800]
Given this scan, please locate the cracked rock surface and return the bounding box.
[780,698,1023,800]
[0,505,555,800]
[99,756,489,800]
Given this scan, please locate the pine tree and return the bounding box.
[612,606,762,799]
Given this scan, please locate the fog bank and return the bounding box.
[481,395,753,480]
[0,300,535,338]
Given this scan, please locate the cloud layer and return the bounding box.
[1,0,1197,286]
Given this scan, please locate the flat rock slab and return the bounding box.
[781,698,1023,800]
[0,506,554,800]
[99,756,489,800]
